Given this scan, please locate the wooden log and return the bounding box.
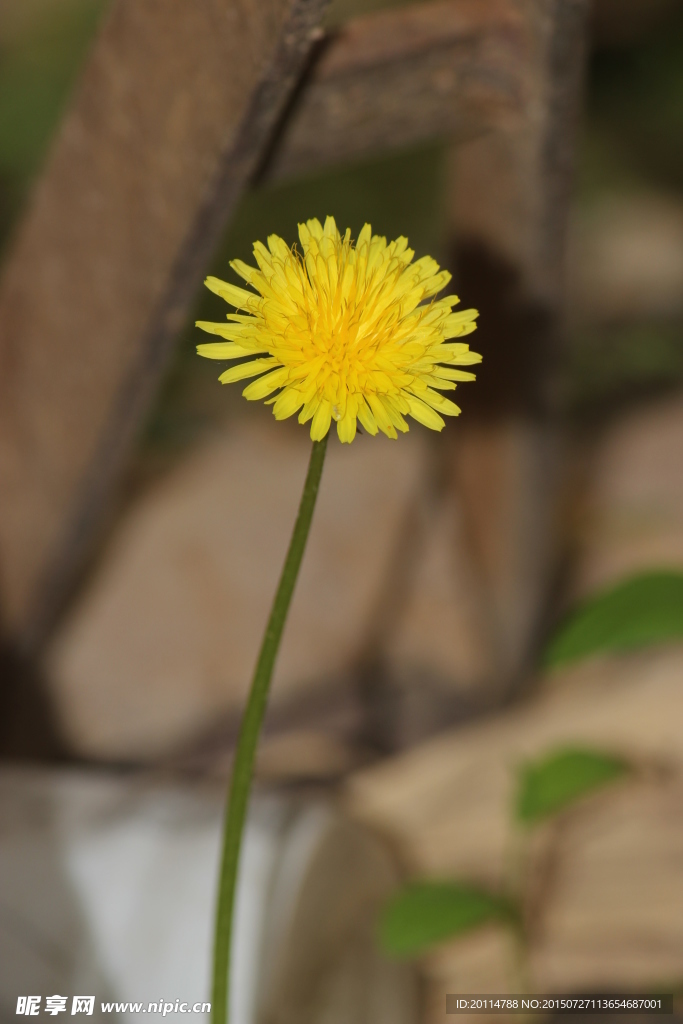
[444,0,589,697]
[0,0,330,648]
[450,0,588,329]
[262,0,527,183]
[0,0,581,668]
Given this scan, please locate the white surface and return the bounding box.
[0,770,322,1024]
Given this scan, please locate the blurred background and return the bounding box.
[0,0,682,1020]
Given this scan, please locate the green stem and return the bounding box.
[211,433,329,1024]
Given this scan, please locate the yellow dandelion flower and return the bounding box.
[196,216,481,443]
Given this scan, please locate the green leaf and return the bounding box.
[379,881,513,958]
[545,570,683,668]
[516,747,629,825]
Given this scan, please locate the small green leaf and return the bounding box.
[516,747,629,825]
[545,570,683,669]
[379,881,513,958]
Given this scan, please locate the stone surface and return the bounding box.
[533,772,683,989]
[45,419,425,759]
[345,646,683,999]
[256,729,357,783]
[575,393,683,595]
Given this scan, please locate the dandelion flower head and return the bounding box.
[196,216,481,443]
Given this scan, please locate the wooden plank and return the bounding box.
[450,0,588,323]
[445,0,589,696]
[263,0,527,183]
[0,0,330,648]
[0,0,576,661]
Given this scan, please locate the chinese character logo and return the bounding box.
[45,997,68,1016]
[16,997,41,1016]
[71,998,94,1016]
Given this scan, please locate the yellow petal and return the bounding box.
[197,342,256,360]
[219,358,277,384]
[367,394,397,439]
[432,367,477,381]
[420,374,457,390]
[307,218,324,240]
[252,240,274,272]
[298,395,319,425]
[268,234,290,261]
[297,221,311,251]
[242,366,289,400]
[323,215,339,242]
[337,406,357,443]
[195,320,253,340]
[444,308,479,326]
[406,395,445,431]
[382,393,410,432]
[310,400,332,441]
[440,347,483,365]
[357,223,372,250]
[272,387,304,420]
[421,269,452,297]
[444,320,478,339]
[204,276,258,309]
[357,398,379,436]
[230,259,263,288]
[421,388,461,416]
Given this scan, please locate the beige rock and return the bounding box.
[345,647,683,996]
[534,774,683,989]
[576,393,683,595]
[46,419,426,759]
[256,729,357,783]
